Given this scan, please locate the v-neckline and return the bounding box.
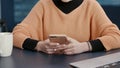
[50,0,85,16]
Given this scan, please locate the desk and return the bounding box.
[0,48,120,68]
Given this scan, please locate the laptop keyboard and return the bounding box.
[96,61,120,68]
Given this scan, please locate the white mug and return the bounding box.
[0,32,13,57]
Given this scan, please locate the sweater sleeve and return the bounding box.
[90,1,120,51]
[12,1,43,49]
[89,39,105,52]
[22,38,39,50]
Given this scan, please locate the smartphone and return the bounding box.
[49,34,69,44]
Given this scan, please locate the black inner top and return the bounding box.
[53,0,83,14]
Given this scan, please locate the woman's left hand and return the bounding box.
[57,37,90,55]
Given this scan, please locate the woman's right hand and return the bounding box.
[35,39,60,54]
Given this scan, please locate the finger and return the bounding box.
[64,44,74,49]
[64,45,75,55]
[45,49,55,54]
[54,51,64,54]
[53,49,57,52]
[45,43,58,49]
[47,52,54,54]
[57,44,73,50]
[64,48,74,53]
[46,49,54,52]
[49,42,59,46]
[57,44,66,50]
[46,48,59,53]
[49,43,60,48]
[45,39,50,42]
[66,37,72,42]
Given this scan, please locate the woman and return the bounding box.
[13,0,120,55]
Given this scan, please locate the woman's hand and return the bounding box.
[35,39,60,54]
[64,42,89,55]
[57,37,90,55]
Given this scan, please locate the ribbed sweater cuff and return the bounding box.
[22,38,39,50]
[89,39,106,52]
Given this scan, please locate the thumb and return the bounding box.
[67,36,79,43]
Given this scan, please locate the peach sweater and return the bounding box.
[13,0,120,50]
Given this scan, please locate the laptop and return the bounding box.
[70,52,120,68]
